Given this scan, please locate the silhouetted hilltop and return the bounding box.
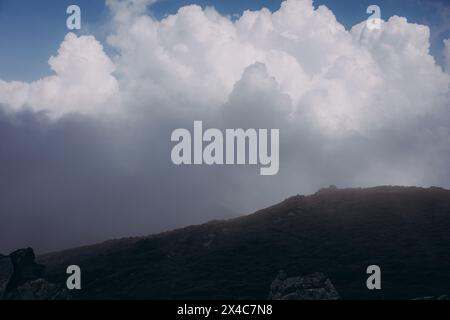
[37,186,450,299]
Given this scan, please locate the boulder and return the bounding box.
[6,278,70,300]
[268,271,340,300]
[0,248,70,300]
[0,255,14,298]
[8,248,45,288]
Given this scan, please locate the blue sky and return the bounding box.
[1,0,449,81]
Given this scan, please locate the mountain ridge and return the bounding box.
[36,185,450,299]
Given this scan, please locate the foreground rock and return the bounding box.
[268,271,340,300]
[0,255,14,299]
[0,248,70,300]
[8,248,45,289]
[7,278,70,300]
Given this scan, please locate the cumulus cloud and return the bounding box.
[0,33,119,117]
[1,0,450,252]
[104,0,450,133]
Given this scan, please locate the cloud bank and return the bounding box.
[1,0,450,253]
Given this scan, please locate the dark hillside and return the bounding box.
[38,186,450,299]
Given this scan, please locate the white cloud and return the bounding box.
[0,33,119,118]
[3,0,448,131]
[102,0,450,134]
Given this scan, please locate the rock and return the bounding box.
[6,278,70,300]
[10,248,36,266]
[8,248,45,289]
[268,271,340,300]
[0,248,70,300]
[0,255,14,299]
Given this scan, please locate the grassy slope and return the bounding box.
[38,186,450,299]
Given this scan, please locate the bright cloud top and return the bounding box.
[0,33,119,117]
[1,0,449,132]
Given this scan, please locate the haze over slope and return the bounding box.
[38,186,450,299]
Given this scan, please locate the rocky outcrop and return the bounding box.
[7,278,70,300]
[0,248,70,300]
[8,248,45,289]
[268,271,340,300]
[0,254,14,299]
